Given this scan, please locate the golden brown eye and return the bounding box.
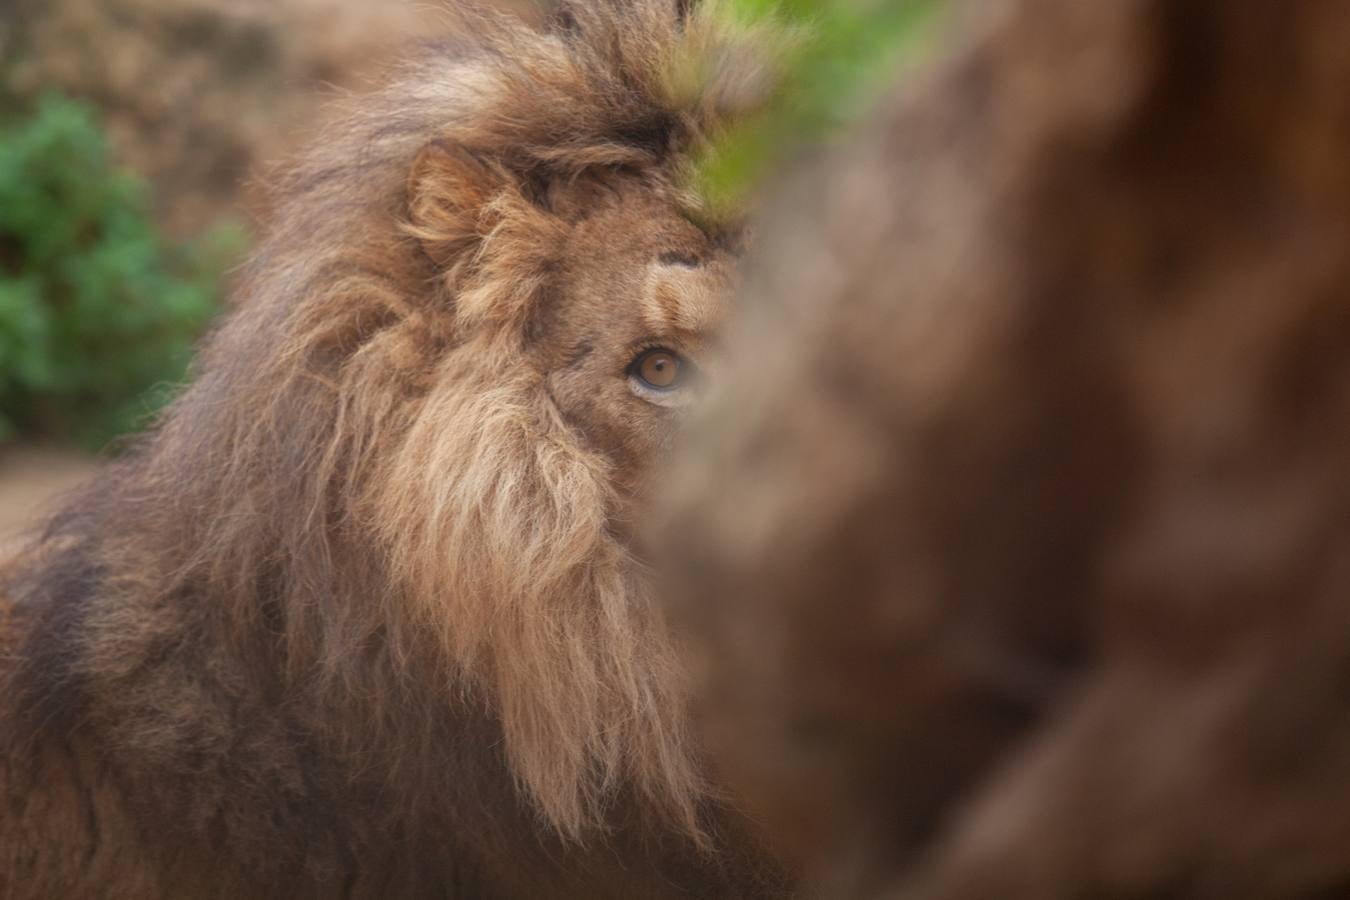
[632,348,684,390]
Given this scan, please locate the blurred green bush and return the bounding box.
[0,94,241,450]
[697,0,940,213]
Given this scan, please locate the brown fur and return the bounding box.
[0,2,788,897]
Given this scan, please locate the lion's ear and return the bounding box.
[406,140,506,268]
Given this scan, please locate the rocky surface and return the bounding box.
[6,0,473,235]
[661,1,1350,897]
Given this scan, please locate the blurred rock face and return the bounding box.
[660,1,1350,897]
[6,0,468,235]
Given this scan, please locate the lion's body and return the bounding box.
[0,4,785,896]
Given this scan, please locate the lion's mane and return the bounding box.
[2,2,777,889]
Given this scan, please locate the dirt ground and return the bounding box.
[0,445,99,550]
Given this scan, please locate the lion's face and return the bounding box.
[535,176,734,502]
[405,143,736,508]
[390,156,738,837]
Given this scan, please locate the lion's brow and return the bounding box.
[657,250,702,268]
[641,265,724,335]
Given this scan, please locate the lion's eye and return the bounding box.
[631,348,686,391]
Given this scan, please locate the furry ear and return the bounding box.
[405,140,506,269]
[407,140,568,331]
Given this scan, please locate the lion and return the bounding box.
[0,2,789,896]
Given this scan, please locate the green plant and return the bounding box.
[0,94,241,449]
[695,0,941,214]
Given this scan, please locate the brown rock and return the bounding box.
[660,1,1350,897]
[6,0,463,235]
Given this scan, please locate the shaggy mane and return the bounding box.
[5,0,774,851]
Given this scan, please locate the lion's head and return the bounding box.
[379,94,747,841]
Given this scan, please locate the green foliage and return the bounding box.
[0,94,241,449]
[697,0,941,214]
